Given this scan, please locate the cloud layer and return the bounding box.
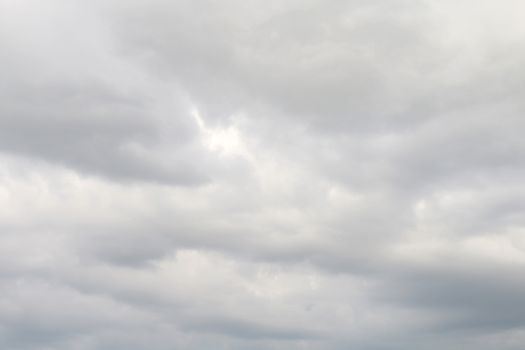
[1,0,525,349]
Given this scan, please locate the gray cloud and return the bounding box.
[1,0,525,349]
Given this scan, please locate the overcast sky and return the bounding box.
[1,0,525,349]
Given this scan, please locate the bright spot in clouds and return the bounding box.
[191,108,246,157]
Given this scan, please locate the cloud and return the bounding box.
[1,0,525,349]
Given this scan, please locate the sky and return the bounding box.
[1,0,525,349]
